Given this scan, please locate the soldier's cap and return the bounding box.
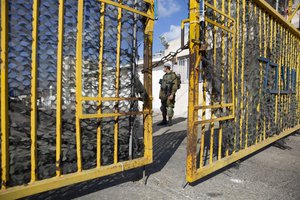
[163,63,171,70]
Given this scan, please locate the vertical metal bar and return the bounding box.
[266,14,273,138]
[230,1,236,156]
[97,2,105,168]
[225,0,232,157]
[200,56,205,168]
[257,7,262,143]
[240,0,246,149]
[254,4,259,144]
[292,35,296,124]
[274,20,279,128]
[287,32,290,128]
[284,29,288,130]
[56,0,65,177]
[30,0,39,182]
[75,0,84,172]
[245,1,252,148]
[269,17,273,135]
[143,1,154,163]
[186,0,200,181]
[296,37,300,124]
[211,0,217,163]
[1,0,9,189]
[198,3,205,167]
[279,25,283,131]
[114,0,123,164]
[216,0,224,162]
[263,11,267,140]
[234,0,240,152]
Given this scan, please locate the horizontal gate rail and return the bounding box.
[0,0,154,199]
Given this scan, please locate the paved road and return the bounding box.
[29,116,300,200]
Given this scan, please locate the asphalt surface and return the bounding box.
[29,115,300,200]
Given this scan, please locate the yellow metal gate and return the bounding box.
[186,0,300,183]
[0,0,154,199]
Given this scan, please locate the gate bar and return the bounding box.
[56,0,65,177]
[75,0,84,172]
[1,0,9,189]
[217,0,225,162]
[210,0,217,162]
[97,2,106,168]
[234,0,240,152]
[239,0,246,149]
[187,0,200,178]
[30,0,39,183]
[114,0,123,164]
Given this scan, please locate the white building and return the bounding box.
[138,36,212,119]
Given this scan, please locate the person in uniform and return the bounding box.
[157,63,178,126]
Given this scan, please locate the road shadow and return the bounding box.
[24,130,186,200]
[153,117,186,132]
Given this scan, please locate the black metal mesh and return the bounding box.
[198,0,300,166]
[2,0,147,187]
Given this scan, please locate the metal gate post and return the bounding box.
[1,0,9,189]
[186,0,200,183]
[144,3,154,164]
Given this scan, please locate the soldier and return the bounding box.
[157,63,179,126]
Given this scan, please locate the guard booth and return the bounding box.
[186,0,300,182]
[0,0,154,199]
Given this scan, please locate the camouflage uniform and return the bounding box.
[159,71,178,119]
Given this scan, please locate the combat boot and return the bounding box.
[157,116,168,126]
[157,120,168,126]
[168,117,172,126]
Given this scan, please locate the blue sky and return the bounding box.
[153,0,189,53]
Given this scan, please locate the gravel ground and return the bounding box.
[26,114,300,200]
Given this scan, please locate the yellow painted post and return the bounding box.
[56,0,65,177]
[287,32,291,128]
[143,1,154,163]
[97,2,105,168]
[200,22,207,168]
[279,25,283,131]
[240,0,246,149]
[292,35,296,124]
[211,0,218,164]
[30,0,39,183]
[234,0,240,152]
[254,4,262,144]
[225,0,232,157]
[296,38,299,124]
[114,0,123,164]
[245,1,252,148]
[215,0,224,162]
[263,11,266,140]
[186,0,200,182]
[75,0,84,172]
[269,17,273,135]
[284,29,288,130]
[274,20,279,129]
[230,3,236,156]
[278,24,282,131]
[1,0,9,189]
